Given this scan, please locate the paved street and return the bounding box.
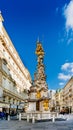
[0,119,73,130]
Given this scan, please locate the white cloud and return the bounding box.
[59,82,64,86]
[71,68,73,72]
[67,38,73,44]
[63,0,73,31]
[61,63,70,70]
[58,1,73,45]
[61,62,73,72]
[61,0,73,44]
[58,73,71,81]
[58,62,73,85]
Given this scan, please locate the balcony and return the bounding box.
[2,81,28,100]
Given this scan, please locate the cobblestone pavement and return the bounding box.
[0,120,73,130]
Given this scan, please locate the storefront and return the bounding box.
[10,104,24,114]
[10,104,17,114]
[0,102,10,112]
[18,104,24,112]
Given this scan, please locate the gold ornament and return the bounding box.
[36,91,41,99]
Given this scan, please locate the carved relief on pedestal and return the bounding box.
[36,91,41,99]
[43,99,49,111]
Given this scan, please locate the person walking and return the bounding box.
[6,112,9,120]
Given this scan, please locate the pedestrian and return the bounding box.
[6,112,9,120]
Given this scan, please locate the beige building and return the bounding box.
[49,89,61,112]
[49,89,64,112]
[49,77,73,113]
[55,89,64,112]
[63,77,73,113]
[49,90,56,112]
[0,12,31,113]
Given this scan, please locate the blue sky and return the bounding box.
[0,0,73,90]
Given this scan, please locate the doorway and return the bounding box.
[36,101,40,111]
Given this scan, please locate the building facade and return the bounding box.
[55,89,64,112]
[0,13,31,113]
[49,90,56,112]
[49,77,73,113]
[63,77,73,113]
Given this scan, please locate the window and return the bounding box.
[9,57,10,59]
[2,58,7,65]
[3,49,5,52]
[2,77,6,88]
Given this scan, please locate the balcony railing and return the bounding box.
[3,83,28,100]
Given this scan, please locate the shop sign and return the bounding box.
[0,103,9,108]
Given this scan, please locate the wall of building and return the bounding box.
[0,13,31,113]
[63,77,73,113]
